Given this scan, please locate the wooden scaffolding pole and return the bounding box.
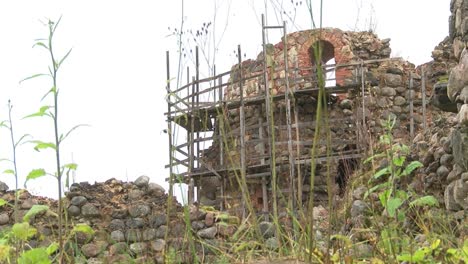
[188,75,196,205]
[195,46,200,202]
[421,67,427,131]
[258,113,269,221]
[238,45,247,218]
[218,74,225,210]
[282,21,296,211]
[166,51,174,198]
[409,72,415,142]
[293,59,303,206]
[262,14,277,218]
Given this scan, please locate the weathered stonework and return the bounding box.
[199,27,429,217]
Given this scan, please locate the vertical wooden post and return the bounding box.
[218,75,225,210]
[283,21,296,211]
[258,113,269,221]
[196,47,200,171]
[293,59,302,207]
[262,14,276,219]
[360,64,367,150]
[421,67,427,131]
[188,76,196,204]
[213,65,217,103]
[409,72,414,142]
[238,45,247,218]
[166,51,174,198]
[188,178,195,205]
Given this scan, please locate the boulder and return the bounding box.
[0,181,9,192]
[451,127,468,170]
[197,226,217,239]
[134,175,150,188]
[81,203,100,218]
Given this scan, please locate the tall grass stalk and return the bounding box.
[21,17,79,261]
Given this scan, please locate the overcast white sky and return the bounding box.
[0,0,450,200]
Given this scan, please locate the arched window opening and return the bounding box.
[309,40,336,87]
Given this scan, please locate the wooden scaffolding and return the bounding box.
[165,17,371,215]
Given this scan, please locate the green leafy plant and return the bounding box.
[1,100,31,224]
[0,204,59,264]
[19,17,84,261]
[364,116,427,220]
[362,115,448,262]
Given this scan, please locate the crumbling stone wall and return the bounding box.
[225,28,391,100]
[0,178,237,263]
[202,28,428,214]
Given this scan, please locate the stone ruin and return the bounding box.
[0,177,238,263]
[197,27,431,216]
[190,2,468,216]
[0,1,467,262]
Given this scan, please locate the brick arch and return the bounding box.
[309,40,335,64]
[295,29,355,86]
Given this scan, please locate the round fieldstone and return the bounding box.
[126,218,145,229]
[109,219,126,231]
[126,230,143,242]
[351,200,368,217]
[81,204,100,218]
[377,97,390,108]
[354,243,373,258]
[109,242,128,255]
[436,165,450,179]
[197,226,217,239]
[142,228,156,241]
[343,109,353,116]
[442,137,452,153]
[191,221,205,231]
[216,224,236,238]
[392,105,402,113]
[110,230,125,242]
[111,209,128,219]
[128,190,144,200]
[150,239,166,252]
[128,204,151,218]
[386,66,403,75]
[67,205,81,217]
[339,99,353,109]
[425,161,440,174]
[81,243,100,258]
[148,183,165,196]
[440,154,454,166]
[205,212,215,227]
[170,223,185,237]
[395,86,406,94]
[265,237,279,251]
[0,213,10,225]
[259,221,275,239]
[71,196,88,206]
[155,225,168,238]
[381,87,397,96]
[134,175,150,188]
[69,183,80,192]
[352,186,368,200]
[129,242,147,255]
[20,199,35,209]
[190,210,207,221]
[384,73,402,87]
[434,147,446,161]
[149,214,167,228]
[394,96,406,106]
[448,164,464,182]
[0,181,9,192]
